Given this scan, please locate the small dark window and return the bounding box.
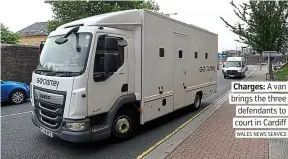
[159,48,164,57]
[162,99,166,106]
[195,52,198,58]
[121,84,128,92]
[205,53,208,59]
[179,50,183,58]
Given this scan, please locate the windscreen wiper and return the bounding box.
[35,69,57,76]
[54,71,80,77]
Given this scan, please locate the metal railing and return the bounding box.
[266,73,276,81]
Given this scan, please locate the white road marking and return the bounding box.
[246,67,258,77]
[1,111,32,118]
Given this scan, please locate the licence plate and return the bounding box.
[229,75,235,77]
[40,127,53,137]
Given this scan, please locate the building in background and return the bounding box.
[241,47,254,55]
[223,50,241,57]
[17,22,48,46]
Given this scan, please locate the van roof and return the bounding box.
[226,57,244,61]
[55,9,216,35]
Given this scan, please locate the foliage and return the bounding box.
[220,0,288,55]
[45,0,160,32]
[47,20,65,34]
[1,24,22,44]
[275,65,288,81]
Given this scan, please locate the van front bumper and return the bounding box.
[31,113,111,143]
[222,70,243,77]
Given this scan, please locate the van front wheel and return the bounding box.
[111,109,137,141]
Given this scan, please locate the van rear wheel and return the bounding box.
[111,109,137,141]
[192,94,202,110]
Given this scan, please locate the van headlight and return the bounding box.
[66,122,86,131]
[238,69,241,72]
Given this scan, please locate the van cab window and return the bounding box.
[224,61,241,67]
[93,35,125,73]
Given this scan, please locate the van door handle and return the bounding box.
[183,83,187,89]
[119,72,124,75]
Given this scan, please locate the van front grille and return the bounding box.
[227,70,237,75]
[33,87,66,129]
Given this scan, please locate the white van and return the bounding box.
[30,9,218,143]
[222,57,248,78]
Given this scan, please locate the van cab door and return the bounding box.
[87,33,129,116]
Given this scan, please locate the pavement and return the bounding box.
[1,65,257,159]
[140,66,278,159]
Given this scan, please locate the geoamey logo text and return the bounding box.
[36,78,59,89]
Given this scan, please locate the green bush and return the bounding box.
[275,65,288,81]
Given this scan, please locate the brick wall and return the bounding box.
[1,44,40,84]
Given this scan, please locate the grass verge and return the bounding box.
[275,64,288,81]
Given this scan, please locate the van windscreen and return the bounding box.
[225,61,241,67]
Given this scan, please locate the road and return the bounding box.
[1,65,257,159]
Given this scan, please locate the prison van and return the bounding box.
[222,57,248,78]
[30,9,218,142]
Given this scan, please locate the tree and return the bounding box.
[220,0,288,80]
[1,24,21,44]
[45,0,160,32]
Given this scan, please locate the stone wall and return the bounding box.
[1,44,40,84]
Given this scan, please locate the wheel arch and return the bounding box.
[196,91,203,99]
[106,94,140,126]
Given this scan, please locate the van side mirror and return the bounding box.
[104,53,119,72]
[105,37,118,51]
[39,43,44,53]
[104,37,127,51]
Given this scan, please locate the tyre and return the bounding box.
[191,94,202,110]
[10,90,26,104]
[111,109,137,141]
[224,75,227,79]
